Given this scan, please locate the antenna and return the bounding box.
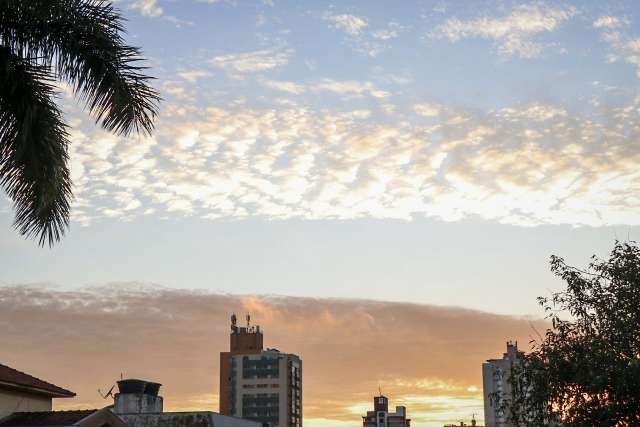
[378,384,382,396]
[98,384,115,400]
[246,313,251,328]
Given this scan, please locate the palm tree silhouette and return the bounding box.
[0,0,160,246]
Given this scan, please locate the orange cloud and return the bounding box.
[0,284,546,426]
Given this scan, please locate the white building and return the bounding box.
[230,350,301,427]
[481,342,521,427]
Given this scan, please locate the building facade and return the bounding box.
[362,395,410,427]
[482,342,522,427]
[219,315,302,427]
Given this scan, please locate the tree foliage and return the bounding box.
[507,241,640,426]
[0,0,159,245]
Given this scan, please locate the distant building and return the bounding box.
[0,363,75,419]
[362,395,410,427]
[482,342,522,427]
[113,378,263,427]
[219,315,302,427]
[443,416,483,427]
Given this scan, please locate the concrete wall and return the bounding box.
[114,393,163,414]
[0,388,52,420]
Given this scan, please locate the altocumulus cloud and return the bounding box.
[430,3,576,58]
[61,93,640,228]
[0,284,545,427]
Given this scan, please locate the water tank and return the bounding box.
[117,379,147,394]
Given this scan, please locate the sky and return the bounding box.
[0,284,547,427]
[1,0,640,425]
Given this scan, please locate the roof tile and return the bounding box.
[0,410,97,426]
[0,364,75,398]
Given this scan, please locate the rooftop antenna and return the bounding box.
[378,384,382,396]
[98,384,115,400]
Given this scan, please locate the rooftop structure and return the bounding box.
[0,363,75,419]
[362,395,410,427]
[112,377,262,427]
[118,412,263,427]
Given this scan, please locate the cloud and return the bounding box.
[431,3,576,58]
[323,13,399,57]
[325,13,369,36]
[313,79,390,98]
[115,0,191,26]
[60,91,640,228]
[593,15,629,29]
[262,80,306,95]
[0,284,545,426]
[414,103,442,117]
[593,18,640,78]
[372,22,405,40]
[211,49,291,74]
[178,71,211,82]
[129,0,162,17]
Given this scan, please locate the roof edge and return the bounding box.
[0,381,76,398]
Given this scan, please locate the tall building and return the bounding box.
[219,314,302,427]
[362,395,410,427]
[482,341,522,427]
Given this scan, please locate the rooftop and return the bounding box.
[0,410,96,426]
[0,363,75,398]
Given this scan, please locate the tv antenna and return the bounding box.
[98,384,115,400]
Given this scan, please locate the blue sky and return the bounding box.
[2,0,640,316]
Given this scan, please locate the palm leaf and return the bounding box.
[0,46,71,246]
[0,0,160,135]
[0,0,160,245]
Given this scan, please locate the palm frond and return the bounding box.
[0,0,160,136]
[0,46,72,246]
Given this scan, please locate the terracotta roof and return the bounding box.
[0,364,75,398]
[0,410,97,426]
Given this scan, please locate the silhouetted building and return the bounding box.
[482,342,522,427]
[362,395,410,427]
[219,315,302,427]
